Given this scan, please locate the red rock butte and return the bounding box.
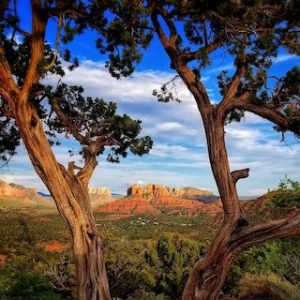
[98,183,222,215]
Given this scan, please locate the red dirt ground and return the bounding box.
[0,254,7,266]
[42,241,68,253]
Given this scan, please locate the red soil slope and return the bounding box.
[98,194,222,216]
[98,195,160,214]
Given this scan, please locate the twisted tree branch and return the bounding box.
[231,168,250,185]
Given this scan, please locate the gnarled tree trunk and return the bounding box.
[72,217,111,300]
[181,112,244,300]
[0,1,112,298]
[149,10,300,298]
[14,102,111,300]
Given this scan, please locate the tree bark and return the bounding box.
[14,102,111,300]
[182,249,235,300]
[181,112,243,300]
[150,7,300,300]
[72,216,111,300]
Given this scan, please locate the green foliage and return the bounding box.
[265,190,300,211]
[104,233,205,299]
[0,124,20,161]
[278,176,300,191]
[96,1,300,136]
[238,272,300,300]
[225,241,286,294]
[226,236,300,296]
[1,209,300,299]
[127,289,170,300]
[45,256,76,300]
[152,235,206,299]
[0,269,63,300]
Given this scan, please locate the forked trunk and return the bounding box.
[14,105,111,300]
[182,112,243,300]
[182,249,235,300]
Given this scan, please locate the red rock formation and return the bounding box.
[153,185,170,197]
[0,180,41,200]
[127,183,213,200]
[98,183,221,216]
[127,184,144,196]
[98,195,159,214]
[0,179,52,207]
[98,193,222,216]
[89,186,113,208]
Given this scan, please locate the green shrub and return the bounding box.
[278,176,300,191]
[224,241,287,294]
[106,235,205,299]
[127,289,170,300]
[238,273,300,300]
[265,190,300,211]
[0,270,62,300]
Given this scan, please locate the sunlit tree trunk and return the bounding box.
[14,102,111,300]
[150,10,300,299]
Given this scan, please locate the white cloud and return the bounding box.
[227,127,261,141]
[273,54,298,64]
[46,60,180,104]
[2,59,300,197]
[156,122,184,132]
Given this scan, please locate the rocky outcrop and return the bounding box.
[89,186,113,208]
[127,184,144,196]
[128,184,170,197]
[0,180,39,199]
[127,184,214,201]
[99,183,222,216]
[98,194,159,214]
[98,194,222,216]
[0,179,53,207]
[89,187,112,197]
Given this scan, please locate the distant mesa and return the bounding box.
[127,184,214,200]
[89,187,112,196]
[127,184,174,198]
[0,178,221,215]
[0,180,37,198]
[99,183,222,216]
[0,179,54,208]
[89,186,114,208]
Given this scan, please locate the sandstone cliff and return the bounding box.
[0,179,53,208]
[89,186,113,207]
[127,184,213,200]
[99,183,222,216]
[98,194,159,214]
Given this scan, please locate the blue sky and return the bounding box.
[1,1,300,196]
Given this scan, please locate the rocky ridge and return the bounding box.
[89,186,114,207]
[99,183,222,216]
[0,180,53,208]
[127,184,213,199]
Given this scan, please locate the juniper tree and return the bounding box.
[0,1,152,299]
[86,0,299,299]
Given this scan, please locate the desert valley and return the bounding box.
[0,179,223,215]
[1,178,300,300]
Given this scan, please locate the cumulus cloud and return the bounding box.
[2,59,300,196]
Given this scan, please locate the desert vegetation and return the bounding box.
[1,182,300,299]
